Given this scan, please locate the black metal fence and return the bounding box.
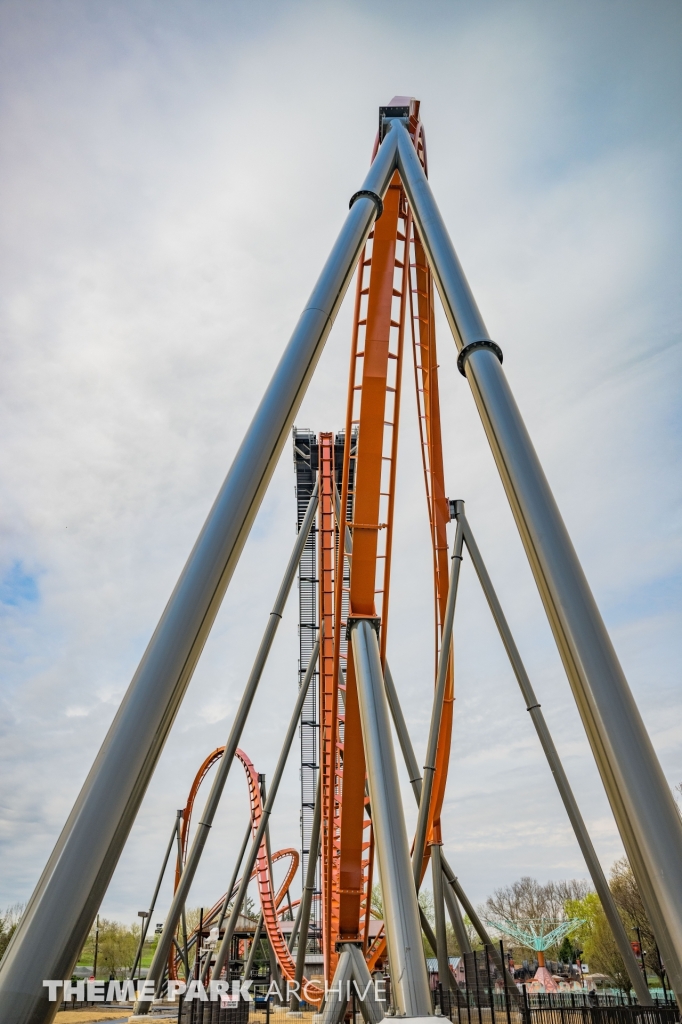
[431,945,679,1024]
[180,996,250,1024]
[59,945,680,1024]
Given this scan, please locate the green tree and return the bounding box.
[371,884,383,919]
[609,859,664,987]
[559,936,575,964]
[0,904,24,962]
[82,919,139,979]
[565,892,631,994]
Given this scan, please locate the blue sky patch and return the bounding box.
[0,562,40,607]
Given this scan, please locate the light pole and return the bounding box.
[92,916,100,980]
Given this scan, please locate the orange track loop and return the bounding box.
[174,847,299,978]
[172,746,323,1004]
[237,750,324,1005]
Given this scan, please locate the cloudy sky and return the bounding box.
[0,0,680,931]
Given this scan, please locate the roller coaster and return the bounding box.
[2,97,682,1024]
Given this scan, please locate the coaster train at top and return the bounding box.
[2,97,682,1024]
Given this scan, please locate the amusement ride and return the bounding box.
[2,97,682,1024]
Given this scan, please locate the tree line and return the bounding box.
[392,859,666,994]
[0,858,667,991]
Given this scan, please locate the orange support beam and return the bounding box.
[318,432,338,979]
[409,225,454,854]
[329,171,411,957]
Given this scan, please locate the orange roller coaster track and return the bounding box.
[169,97,459,999]
[171,745,324,1004]
[320,96,454,983]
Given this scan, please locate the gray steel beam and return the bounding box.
[198,640,320,996]
[0,126,399,1024]
[268,938,282,1005]
[318,943,386,1024]
[289,776,321,1010]
[338,484,437,1005]
[384,661,471,958]
[287,895,303,955]
[439,855,513,997]
[419,905,459,995]
[142,483,319,1007]
[320,948,355,1024]
[346,943,385,1024]
[350,620,432,1018]
[442,875,472,957]
[243,912,264,983]
[431,844,451,993]
[456,504,652,1004]
[394,117,682,1005]
[174,822,190,982]
[383,662,423,804]
[200,813,254,984]
[130,809,182,982]
[439,863,488,949]
[412,523,464,887]
[383,663,510,990]
[385,661,470,960]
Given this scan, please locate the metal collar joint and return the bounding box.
[346,616,381,641]
[349,190,384,220]
[457,340,503,377]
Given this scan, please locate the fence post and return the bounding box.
[485,947,496,1024]
[464,955,471,1024]
[473,951,483,1024]
[522,982,530,1024]
[500,941,512,1024]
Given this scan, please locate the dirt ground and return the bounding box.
[54,1012,131,1023]
[54,1012,178,1024]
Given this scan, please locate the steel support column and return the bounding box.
[350,620,432,1018]
[430,844,451,994]
[130,809,182,982]
[346,943,385,1024]
[290,776,322,1012]
[205,641,320,992]
[321,948,355,1024]
[412,522,464,886]
[442,875,472,957]
[395,117,682,1003]
[383,662,510,990]
[455,504,652,1004]
[143,483,319,1007]
[243,913,264,984]
[200,814,253,984]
